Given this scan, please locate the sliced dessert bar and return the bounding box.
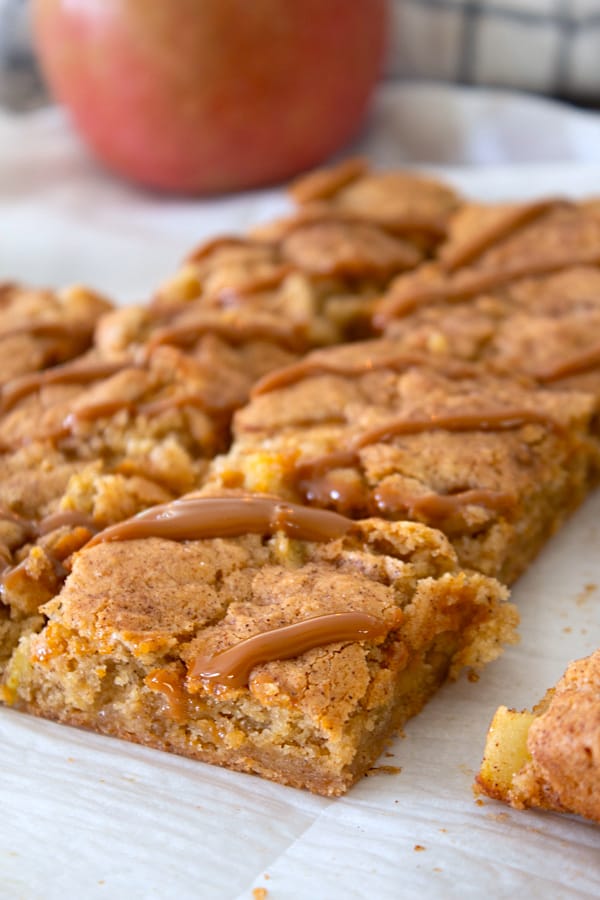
[381,266,600,397]
[288,158,461,252]
[151,162,461,344]
[375,198,600,326]
[2,493,517,796]
[153,221,423,345]
[475,649,600,824]
[211,340,596,583]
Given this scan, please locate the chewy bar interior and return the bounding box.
[1,159,600,802]
[213,339,596,584]
[1,493,517,797]
[475,649,600,824]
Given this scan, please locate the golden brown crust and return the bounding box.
[476,650,600,823]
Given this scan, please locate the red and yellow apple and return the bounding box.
[33,0,388,194]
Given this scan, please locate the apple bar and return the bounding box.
[0,283,112,388]
[287,158,461,253]
[1,493,517,796]
[210,339,597,583]
[375,196,600,328]
[375,200,600,398]
[475,649,600,824]
[381,265,600,398]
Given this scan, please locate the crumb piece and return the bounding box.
[576,583,597,606]
[367,765,402,776]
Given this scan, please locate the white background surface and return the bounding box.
[1,84,600,899]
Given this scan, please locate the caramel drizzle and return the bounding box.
[0,359,128,415]
[145,668,187,721]
[375,250,600,325]
[213,265,297,307]
[189,612,388,688]
[0,508,96,539]
[0,507,34,534]
[56,391,230,440]
[251,352,475,397]
[296,408,560,486]
[85,495,353,549]
[5,388,232,451]
[146,317,306,354]
[69,391,233,424]
[37,510,97,536]
[1,552,66,598]
[440,199,566,273]
[532,342,600,384]
[374,487,516,520]
[0,321,91,342]
[288,157,367,204]
[186,235,268,264]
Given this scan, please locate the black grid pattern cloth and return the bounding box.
[388,0,600,98]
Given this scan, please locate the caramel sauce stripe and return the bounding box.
[251,353,437,397]
[0,360,128,415]
[85,495,353,548]
[189,612,389,688]
[533,342,600,384]
[440,199,567,273]
[376,250,600,325]
[146,317,306,354]
[296,408,561,481]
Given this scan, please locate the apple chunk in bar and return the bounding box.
[475,649,600,824]
[2,494,517,796]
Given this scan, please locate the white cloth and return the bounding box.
[1,85,600,899]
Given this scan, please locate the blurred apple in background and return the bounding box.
[32,0,387,194]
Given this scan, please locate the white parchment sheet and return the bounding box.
[1,84,599,899]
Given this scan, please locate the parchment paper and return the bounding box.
[1,83,599,900]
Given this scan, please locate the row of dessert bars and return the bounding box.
[0,161,597,815]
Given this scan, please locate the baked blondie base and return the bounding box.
[2,495,517,796]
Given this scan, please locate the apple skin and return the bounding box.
[32,0,388,194]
